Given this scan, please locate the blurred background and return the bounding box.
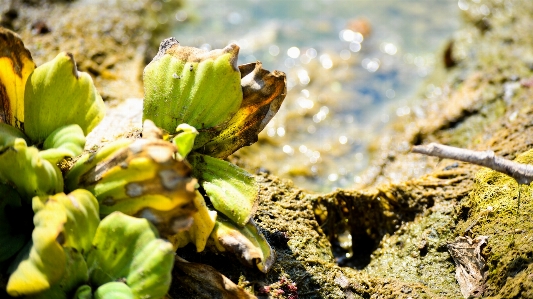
[165,0,460,192]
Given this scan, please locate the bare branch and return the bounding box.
[412,143,533,185]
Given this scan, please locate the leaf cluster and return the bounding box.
[0,28,287,298]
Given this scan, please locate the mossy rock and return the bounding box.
[456,149,533,298]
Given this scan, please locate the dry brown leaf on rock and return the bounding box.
[447,235,488,298]
[172,256,257,299]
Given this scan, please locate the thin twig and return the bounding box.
[412,143,533,185]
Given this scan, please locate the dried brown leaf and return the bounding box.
[198,62,286,159]
[447,235,488,298]
[0,26,35,128]
[173,256,257,299]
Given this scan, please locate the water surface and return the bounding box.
[171,0,459,192]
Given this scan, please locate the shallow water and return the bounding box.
[170,0,459,192]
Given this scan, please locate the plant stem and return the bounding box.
[412,143,533,184]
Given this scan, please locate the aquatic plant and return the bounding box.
[143,37,285,272]
[1,25,286,298]
[0,26,105,271]
[0,27,174,298]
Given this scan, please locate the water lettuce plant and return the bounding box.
[0,26,105,271]
[0,27,175,298]
[1,25,286,298]
[6,191,174,298]
[143,37,286,272]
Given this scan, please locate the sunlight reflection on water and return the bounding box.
[171,0,459,192]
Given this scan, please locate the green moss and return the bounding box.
[457,149,533,297]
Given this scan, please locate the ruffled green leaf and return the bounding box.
[73,285,92,299]
[210,218,275,273]
[87,212,159,284]
[73,283,135,299]
[0,27,36,129]
[7,197,67,296]
[189,153,258,227]
[172,123,198,159]
[143,38,242,132]
[57,248,89,298]
[39,124,86,164]
[0,184,28,263]
[94,282,134,299]
[49,190,99,255]
[127,237,174,298]
[0,138,63,201]
[86,212,174,299]
[7,190,99,297]
[24,52,105,144]
[29,248,89,299]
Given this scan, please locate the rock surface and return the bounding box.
[191,0,533,298]
[4,0,533,298]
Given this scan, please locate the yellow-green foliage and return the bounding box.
[469,149,533,227]
[461,149,533,295]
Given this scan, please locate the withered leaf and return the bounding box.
[0,27,35,129]
[209,218,275,273]
[65,122,197,236]
[173,256,257,299]
[447,235,488,298]
[197,61,286,159]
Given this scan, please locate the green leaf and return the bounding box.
[172,123,198,159]
[210,218,275,273]
[58,248,89,297]
[87,212,158,284]
[7,197,68,296]
[24,52,105,144]
[87,212,174,298]
[143,38,242,132]
[0,138,63,201]
[39,124,86,164]
[50,190,99,255]
[127,238,174,298]
[0,27,36,129]
[73,285,92,299]
[29,248,89,299]
[7,190,99,297]
[189,153,258,226]
[0,184,28,263]
[94,282,134,299]
[0,122,30,149]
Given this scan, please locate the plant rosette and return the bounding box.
[6,191,174,298]
[0,28,176,299]
[143,38,286,273]
[1,25,287,297]
[0,26,105,202]
[0,26,104,269]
